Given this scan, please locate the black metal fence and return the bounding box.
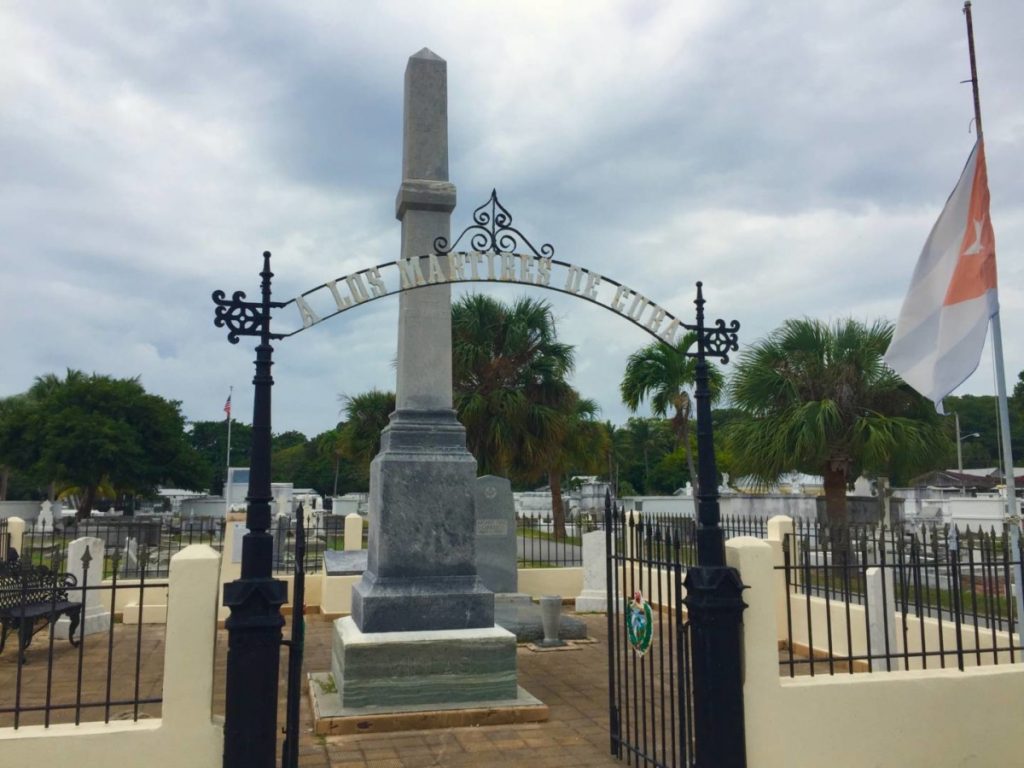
[778,520,1024,676]
[0,549,168,729]
[0,519,9,562]
[516,512,601,568]
[16,512,370,578]
[626,512,770,572]
[270,514,363,575]
[19,517,224,579]
[607,506,693,767]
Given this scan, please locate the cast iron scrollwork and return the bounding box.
[213,290,265,344]
[212,252,287,344]
[434,189,555,258]
[701,318,741,363]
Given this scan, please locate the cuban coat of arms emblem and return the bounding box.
[626,590,653,655]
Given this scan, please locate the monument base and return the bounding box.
[309,673,547,736]
[352,572,494,632]
[331,617,518,709]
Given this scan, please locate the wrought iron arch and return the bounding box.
[232,191,740,363]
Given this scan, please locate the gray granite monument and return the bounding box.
[330,49,521,715]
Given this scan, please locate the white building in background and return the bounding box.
[224,467,296,516]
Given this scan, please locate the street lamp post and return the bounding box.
[954,413,981,496]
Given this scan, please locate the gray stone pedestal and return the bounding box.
[351,410,494,633]
[331,617,517,708]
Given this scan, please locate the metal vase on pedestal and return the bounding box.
[539,596,564,647]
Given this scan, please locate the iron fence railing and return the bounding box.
[270,514,364,575]
[19,517,225,579]
[629,512,771,570]
[0,550,168,729]
[515,512,601,568]
[778,521,1024,676]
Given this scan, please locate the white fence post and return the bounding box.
[866,566,899,671]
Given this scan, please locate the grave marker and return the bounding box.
[474,475,517,594]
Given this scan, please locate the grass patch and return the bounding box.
[315,675,337,694]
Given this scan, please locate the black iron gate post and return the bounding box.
[282,505,307,768]
[213,252,289,768]
[683,282,747,768]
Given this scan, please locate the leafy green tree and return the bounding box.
[727,318,950,537]
[0,395,29,499]
[0,371,207,518]
[337,390,395,490]
[601,421,631,498]
[621,417,673,494]
[272,430,308,452]
[944,391,1024,471]
[620,333,724,507]
[187,419,252,495]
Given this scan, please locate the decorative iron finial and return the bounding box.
[434,190,554,258]
[691,282,740,364]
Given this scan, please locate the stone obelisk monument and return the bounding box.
[331,49,520,712]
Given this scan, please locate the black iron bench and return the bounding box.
[0,563,83,663]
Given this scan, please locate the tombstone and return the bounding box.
[54,536,111,639]
[474,475,517,595]
[119,536,140,578]
[274,493,290,518]
[343,513,363,552]
[575,530,609,612]
[303,504,319,534]
[866,566,899,671]
[36,500,54,533]
[272,514,291,568]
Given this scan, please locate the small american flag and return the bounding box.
[224,395,232,417]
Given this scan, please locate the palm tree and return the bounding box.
[337,390,395,489]
[620,333,724,508]
[727,318,950,551]
[452,294,586,534]
[533,394,606,536]
[452,294,575,475]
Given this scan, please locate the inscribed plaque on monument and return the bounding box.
[476,519,509,536]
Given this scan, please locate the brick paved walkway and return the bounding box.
[225,613,623,768]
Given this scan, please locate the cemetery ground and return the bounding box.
[0,613,618,765]
[1,609,812,766]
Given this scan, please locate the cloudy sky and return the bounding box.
[2,1,1023,439]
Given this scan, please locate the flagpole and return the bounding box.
[226,385,233,513]
[963,0,1023,643]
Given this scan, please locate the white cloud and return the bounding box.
[1,0,1022,442]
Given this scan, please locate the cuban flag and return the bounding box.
[884,140,998,412]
